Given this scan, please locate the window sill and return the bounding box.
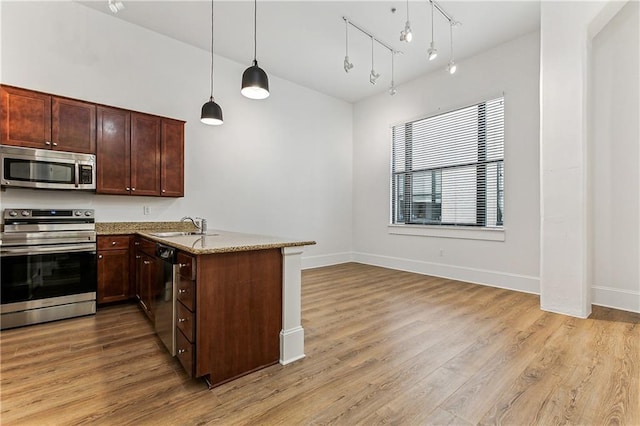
[388,224,505,241]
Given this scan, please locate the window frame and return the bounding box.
[389,94,506,241]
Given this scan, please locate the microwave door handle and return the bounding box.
[0,243,96,257]
[75,161,80,188]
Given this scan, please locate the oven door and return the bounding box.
[0,243,97,309]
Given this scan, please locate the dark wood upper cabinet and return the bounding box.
[161,118,185,197]
[131,112,161,196]
[0,85,96,154]
[97,106,131,195]
[0,85,52,149]
[52,97,96,154]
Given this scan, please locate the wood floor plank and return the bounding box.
[1,263,638,425]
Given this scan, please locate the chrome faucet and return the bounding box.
[180,216,207,234]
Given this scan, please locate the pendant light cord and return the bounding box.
[345,19,349,56]
[371,36,374,69]
[253,0,257,63]
[406,0,409,22]
[209,0,214,99]
[450,22,454,60]
[430,0,434,41]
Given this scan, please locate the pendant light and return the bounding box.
[201,0,223,125]
[343,19,354,73]
[369,36,380,85]
[241,0,270,99]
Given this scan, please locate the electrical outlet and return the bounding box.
[143,206,150,215]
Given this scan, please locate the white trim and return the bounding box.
[388,224,505,241]
[279,326,305,365]
[592,285,640,314]
[280,246,305,365]
[352,251,539,295]
[301,252,353,270]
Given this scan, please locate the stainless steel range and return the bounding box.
[0,208,97,329]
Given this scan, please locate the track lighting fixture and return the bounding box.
[447,21,457,74]
[399,0,412,43]
[369,37,380,85]
[427,0,437,60]
[108,0,124,13]
[241,0,270,99]
[389,51,397,96]
[200,0,223,125]
[343,19,354,73]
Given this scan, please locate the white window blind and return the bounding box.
[391,97,504,227]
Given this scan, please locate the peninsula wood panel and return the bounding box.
[1,263,638,425]
[195,249,282,384]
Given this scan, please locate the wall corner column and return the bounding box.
[280,246,305,364]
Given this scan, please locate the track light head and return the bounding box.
[447,60,457,75]
[400,21,412,43]
[370,69,380,85]
[427,42,438,61]
[344,56,354,73]
[389,83,397,96]
[108,0,124,13]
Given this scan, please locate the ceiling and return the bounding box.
[78,1,541,103]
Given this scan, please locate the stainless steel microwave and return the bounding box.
[0,145,96,191]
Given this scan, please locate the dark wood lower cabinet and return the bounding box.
[97,235,131,304]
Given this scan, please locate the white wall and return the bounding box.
[0,1,354,267]
[352,32,541,294]
[591,1,640,313]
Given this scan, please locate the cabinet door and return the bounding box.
[52,97,96,154]
[0,85,51,149]
[131,112,161,196]
[137,251,158,321]
[97,106,131,195]
[97,249,130,304]
[161,118,184,197]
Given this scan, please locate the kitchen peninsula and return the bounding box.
[96,222,315,388]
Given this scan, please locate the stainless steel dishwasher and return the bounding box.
[155,243,177,356]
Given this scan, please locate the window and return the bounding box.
[391,97,504,228]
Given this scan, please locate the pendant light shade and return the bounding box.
[241,60,270,99]
[201,0,223,125]
[201,97,223,125]
[242,0,269,99]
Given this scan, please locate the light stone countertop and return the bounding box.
[96,222,315,255]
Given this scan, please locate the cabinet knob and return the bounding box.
[98,254,103,259]
[178,318,187,323]
[178,289,188,294]
[179,263,188,268]
[131,187,136,191]
[135,255,141,259]
[126,187,131,191]
[134,241,140,246]
[45,141,51,146]
[111,241,117,245]
[52,142,58,147]
[143,260,151,265]
[178,349,186,354]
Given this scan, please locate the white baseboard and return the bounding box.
[352,251,540,295]
[592,285,640,313]
[301,252,353,270]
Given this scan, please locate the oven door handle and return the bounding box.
[0,243,96,257]
[75,161,80,188]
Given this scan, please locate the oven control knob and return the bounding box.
[9,211,18,217]
[75,211,82,216]
[85,211,93,217]
[21,210,30,216]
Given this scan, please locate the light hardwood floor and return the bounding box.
[1,263,639,425]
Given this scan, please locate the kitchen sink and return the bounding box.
[150,231,201,237]
[150,231,220,237]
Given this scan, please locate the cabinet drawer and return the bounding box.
[177,252,196,280]
[176,277,195,311]
[134,237,156,256]
[176,328,194,377]
[97,235,130,250]
[176,301,195,342]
